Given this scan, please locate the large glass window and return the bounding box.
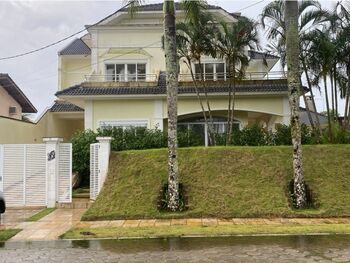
[99,120,148,130]
[194,62,225,81]
[105,63,146,82]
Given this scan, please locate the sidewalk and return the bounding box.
[6,210,350,242]
[75,217,350,228]
[9,208,86,241]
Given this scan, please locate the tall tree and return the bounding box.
[215,17,259,144]
[176,10,217,145]
[128,0,180,210]
[285,0,307,208]
[261,0,325,133]
[306,29,336,141]
[163,0,180,211]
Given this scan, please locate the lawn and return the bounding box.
[0,229,21,241]
[61,224,350,240]
[82,145,350,221]
[25,208,56,222]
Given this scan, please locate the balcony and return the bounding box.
[83,71,286,87]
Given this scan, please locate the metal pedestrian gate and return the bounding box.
[90,143,99,200]
[0,142,72,207]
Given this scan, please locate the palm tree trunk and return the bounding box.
[344,83,350,130]
[188,63,213,145]
[330,70,335,122]
[344,66,350,130]
[198,58,216,145]
[163,0,179,211]
[226,66,233,145]
[228,65,236,145]
[302,58,321,130]
[285,0,307,209]
[323,74,333,142]
[299,75,315,131]
[334,64,338,123]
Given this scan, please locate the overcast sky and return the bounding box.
[0,0,343,120]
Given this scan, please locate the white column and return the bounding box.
[204,123,208,147]
[85,100,93,130]
[282,96,291,125]
[96,137,112,191]
[43,137,63,208]
[153,100,164,131]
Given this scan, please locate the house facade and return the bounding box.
[0,74,37,120]
[55,3,290,145]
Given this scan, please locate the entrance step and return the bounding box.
[56,198,92,209]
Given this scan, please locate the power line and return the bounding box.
[0,2,131,61]
[0,0,266,88]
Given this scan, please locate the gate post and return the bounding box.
[43,137,63,208]
[96,137,112,191]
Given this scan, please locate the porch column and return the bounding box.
[43,137,63,208]
[96,137,112,189]
[153,100,164,131]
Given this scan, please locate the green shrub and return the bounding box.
[272,124,313,145]
[97,127,167,151]
[178,127,204,147]
[235,124,268,146]
[321,122,350,144]
[274,124,292,145]
[70,130,97,186]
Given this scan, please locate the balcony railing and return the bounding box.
[178,71,286,82]
[85,74,158,82]
[84,71,286,83]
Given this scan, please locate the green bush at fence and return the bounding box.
[70,130,97,186]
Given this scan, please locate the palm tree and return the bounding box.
[285,0,307,208]
[215,17,259,145]
[127,0,180,210]
[261,0,325,133]
[306,29,336,141]
[176,7,217,145]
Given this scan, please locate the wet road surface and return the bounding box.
[1,235,350,262]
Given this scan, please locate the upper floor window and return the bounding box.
[194,62,226,81]
[105,63,146,82]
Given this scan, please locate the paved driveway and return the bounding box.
[0,208,41,229]
[9,209,86,241]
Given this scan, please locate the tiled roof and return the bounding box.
[56,79,289,97]
[249,51,280,60]
[59,38,91,56]
[0,73,37,113]
[95,3,238,27]
[120,2,222,12]
[50,101,84,112]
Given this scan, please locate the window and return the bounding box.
[194,62,225,81]
[99,120,148,130]
[105,63,146,82]
[9,106,17,115]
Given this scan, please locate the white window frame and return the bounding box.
[104,59,148,82]
[98,119,149,130]
[192,59,226,81]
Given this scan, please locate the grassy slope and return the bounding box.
[82,145,350,220]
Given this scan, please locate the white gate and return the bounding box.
[90,143,99,200]
[58,143,72,203]
[0,141,72,207]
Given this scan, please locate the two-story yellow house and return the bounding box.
[55,3,290,145]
